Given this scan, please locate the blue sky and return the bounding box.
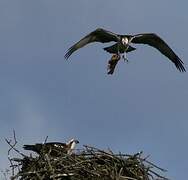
[0,0,188,179]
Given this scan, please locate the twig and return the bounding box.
[5,130,26,158]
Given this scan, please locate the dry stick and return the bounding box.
[45,154,56,180]
[84,145,112,155]
[5,130,26,158]
[119,152,167,173]
[5,130,26,177]
[7,156,15,176]
[143,159,167,172]
[5,138,26,157]
[148,169,169,180]
[35,171,43,180]
[84,145,119,161]
[84,147,136,179]
[84,145,167,179]
[7,130,17,155]
[44,136,48,143]
[119,176,138,180]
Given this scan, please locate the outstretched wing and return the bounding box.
[104,43,136,54]
[131,33,186,72]
[65,28,119,59]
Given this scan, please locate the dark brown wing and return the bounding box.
[104,43,136,54]
[131,33,186,72]
[65,28,119,59]
[23,144,43,154]
[45,142,67,149]
[23,142,67,155]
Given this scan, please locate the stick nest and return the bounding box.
[5,133,168,180]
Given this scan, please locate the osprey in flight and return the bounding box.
[65,28,186,74]
[23,139,79,156]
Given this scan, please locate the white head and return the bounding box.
[67,138,79,145]
[67,138,79,154]
[122,37,129,45]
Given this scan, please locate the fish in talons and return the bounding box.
[107,54,121,74]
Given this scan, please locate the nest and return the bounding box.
[6,143,168,179]
[4,132,168,180]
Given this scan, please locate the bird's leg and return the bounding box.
[122,52,128,63]
[122,45,129,63]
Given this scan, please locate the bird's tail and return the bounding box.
[23,144,44,155]
[23,145,36,151]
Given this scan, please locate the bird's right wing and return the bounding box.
[64,28,119,59]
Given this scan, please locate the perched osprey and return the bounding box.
[23,139,79,156]
[65,28,186,73]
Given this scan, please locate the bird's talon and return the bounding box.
[122,55,128,63]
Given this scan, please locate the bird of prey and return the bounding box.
[65,28,185,73]
[23,139,79,156]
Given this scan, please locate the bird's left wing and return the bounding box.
[131,33,186,72]
[65,28,119,59]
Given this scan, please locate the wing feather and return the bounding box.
[131,33,186,72]
[65,28,119,59]
[64,35,93,59]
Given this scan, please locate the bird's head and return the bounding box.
[121,37,129,45]
[67,138,79,145]
[66,139,79,155]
